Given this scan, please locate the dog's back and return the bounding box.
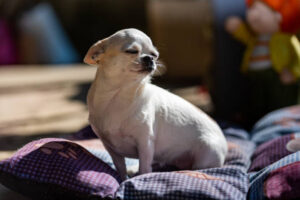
[144,84,228,169]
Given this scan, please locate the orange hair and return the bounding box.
[246,0,300,33]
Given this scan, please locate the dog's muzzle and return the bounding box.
[141,55,155,72]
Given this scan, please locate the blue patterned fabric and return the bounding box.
[247,105,300,200]
[251,105,300,145]
[248,152,300,200]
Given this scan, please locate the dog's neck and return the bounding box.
[89,67,149,109]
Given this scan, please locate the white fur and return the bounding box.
[84,29,227,180]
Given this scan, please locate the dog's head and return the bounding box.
[84,29,159,80]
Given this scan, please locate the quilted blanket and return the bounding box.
[1,105,300,200]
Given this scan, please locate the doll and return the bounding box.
[225,0,300,122]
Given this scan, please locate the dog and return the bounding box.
[84,28,227,180]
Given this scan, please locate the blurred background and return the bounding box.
[1,0,299,198]
[0,0,251,168]
[0,0,249,123]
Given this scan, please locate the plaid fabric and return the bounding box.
[116,127,254,200]
[0,125,255,200]
[249,133,300,172]
[248,151,300,200]
[248,106,300,200]
[0,138,121,199]
[2,105,300,200]
[251,105,300,145]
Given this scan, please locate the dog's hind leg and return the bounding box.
[192,144,224,170]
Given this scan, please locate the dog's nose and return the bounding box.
[141,55,154,71]
[142,55,153,63]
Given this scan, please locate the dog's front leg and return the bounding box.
[104,143,127,181]
[138,135,155,174]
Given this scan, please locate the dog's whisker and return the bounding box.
[154,68,163,76]
[155,61,164,68]
[156,70,162,76]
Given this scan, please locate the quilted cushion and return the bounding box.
[0,125,254,200]
[248,151,300,200]
[0,138,121,200]
[251,105,300,145]
[249,133,300,172]
[248,105,300,200]
[115,126,255,200]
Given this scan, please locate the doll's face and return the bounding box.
[246,1,282,34]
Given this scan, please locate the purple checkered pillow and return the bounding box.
[0,138,121,199]
[116,136,253,200]
[249,133,300,172]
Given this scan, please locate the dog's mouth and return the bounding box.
[130,61,156,74]
[140,64,156,73]
[130,68,155,74]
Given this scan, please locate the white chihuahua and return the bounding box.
[84,29,227,180]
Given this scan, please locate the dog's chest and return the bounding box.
[88,85,146,158]
[89,111,138,157]
[99,130,138,157]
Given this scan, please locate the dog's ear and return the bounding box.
[84,40,106,66]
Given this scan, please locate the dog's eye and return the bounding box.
[125,49,139,54]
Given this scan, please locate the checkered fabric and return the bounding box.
[116,128,254,200]
[247,105,300,200]
[251,105,300,145]
[2,104,300,199]
[74,127,139,172]
[87,148,139,172]
[249,133,300,172]
[0,125,255,200]
[248,151,300,200]
[0,138,121,199]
